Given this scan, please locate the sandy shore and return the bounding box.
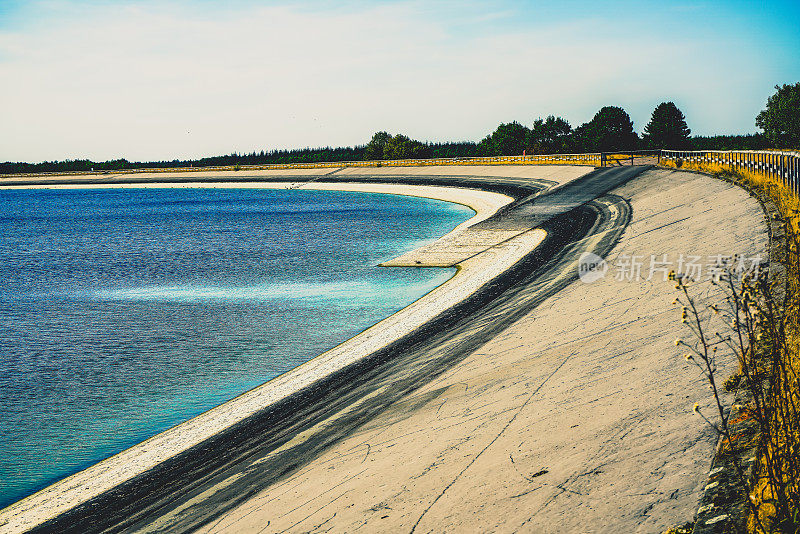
[0,173,566,533]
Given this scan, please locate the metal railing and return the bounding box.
[599,150,661,166]
[2,149,798,201]
[660,149,800,197]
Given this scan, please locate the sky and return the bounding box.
[1,0,799,163]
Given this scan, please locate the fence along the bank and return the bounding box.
[660,149,800,198]
[0,153,602,179]
[3,150,798,203]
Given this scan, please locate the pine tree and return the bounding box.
[642,102,691,149]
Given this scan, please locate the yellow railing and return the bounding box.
[9,148,798,216]
[0,153,603,179]
[153,153,602,171]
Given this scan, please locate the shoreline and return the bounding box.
[0,179,539,532]
[0,164,774,532]
[184,167,768,533]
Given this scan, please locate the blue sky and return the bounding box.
[1,0,798,162]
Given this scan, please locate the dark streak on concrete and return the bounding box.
[24,166,649,534]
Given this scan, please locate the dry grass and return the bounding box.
[662,156,800,533]
[662,522,694,534]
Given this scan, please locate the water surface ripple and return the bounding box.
[0,187,471,508]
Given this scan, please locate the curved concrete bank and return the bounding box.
[0,165,610,533]
[184,168,766,534]
[3,166,761,533]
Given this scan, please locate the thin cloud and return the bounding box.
[0,0,796,162]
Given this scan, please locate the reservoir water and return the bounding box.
[0,186,472,508]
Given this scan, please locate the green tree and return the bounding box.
[575,106,639,152]
[487,121,530,156]
[364,131,393,160]
[528,116,572,154]
[384,134,427,159]
[756,83,800,147]
[476,134,497,156]
[642,102,691,149]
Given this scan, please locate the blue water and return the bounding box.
[0,186,472,508]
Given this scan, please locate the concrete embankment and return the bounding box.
[0,165,767,533]
[1,164,614,533]
[186,168,766,534]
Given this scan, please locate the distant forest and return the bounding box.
[0,134,770,176]
[0,101,776,175]
[0,141,490,175]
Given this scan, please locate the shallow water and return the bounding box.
[0,186,471,508]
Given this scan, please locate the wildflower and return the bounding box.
[693,402,701,413]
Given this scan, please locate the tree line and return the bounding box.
[306,100,778,162]
[2,83,797,175]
